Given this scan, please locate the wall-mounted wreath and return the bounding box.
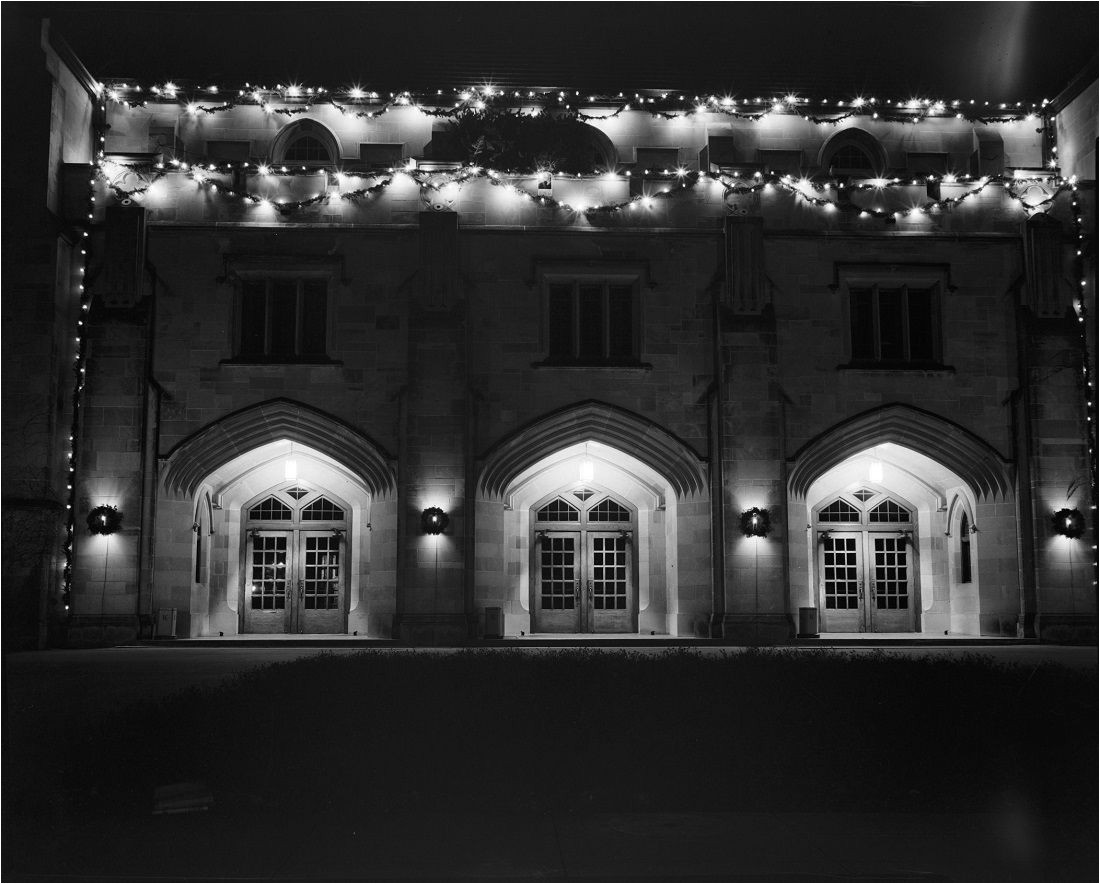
[87,504,123,535]
[740,507,771,538]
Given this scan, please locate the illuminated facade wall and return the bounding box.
[17,66,1095,645]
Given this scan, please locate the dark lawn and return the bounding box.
[9,649,1096,821]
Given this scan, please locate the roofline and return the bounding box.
[1047,55,1099,114]
[42,18,100,100]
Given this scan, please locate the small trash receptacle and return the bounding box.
[797,607,819,638]
[484,606,504,640]
[156,608,178,639]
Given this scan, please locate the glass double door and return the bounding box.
[820,532,915,632]
[244,530,344,634]
[534,531,634,633]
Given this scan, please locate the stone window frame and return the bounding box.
[270,119,340,168]
[221,258,344,366]
[532,261,652,370]
[833,263,953,371]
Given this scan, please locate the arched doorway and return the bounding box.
[157,399,398,638]
[787,405,1018,637]
[477,401,710,637]
[241,483,350,634]
[813,489,920,633]
[531,488,637,633]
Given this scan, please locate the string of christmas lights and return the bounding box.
[103,80,1047,126]
[96,156,1070,222]
[60,96,107,616]
[1068,174,1099,585]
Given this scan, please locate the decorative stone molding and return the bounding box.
[478,400,707,500]
[787,403,1013,501]
[161,398,397,499]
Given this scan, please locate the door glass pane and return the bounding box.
[299,280,328,357]
[540,536,576,609]
[577,285,604,360]
[873,537,908,609]
[535,499,579,522]
[822,536,859,609]
[240,281,267,357]
[269,282,298,357]
[819,499,860,522]
[849,288,875,360]
[248,497,292,520]
[588,498,631,522]
[250,536,288,610]
[907,286,934,361]
[302,535,341,610]
[878,288,904,360]
[868,500,910,522]
[607,285,633,360]
[591,536,628,610]
[301,497,345,521]
[960,515,972,583]
[547,284,574,359]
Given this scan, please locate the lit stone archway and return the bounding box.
[787,405,1019,637]
[157,400,397,638]
[476,402,711,637]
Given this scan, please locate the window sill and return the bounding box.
[220,357,344,367]
[836,361,954,375]
[532,359,653,372]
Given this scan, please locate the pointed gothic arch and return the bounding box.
[817,127,889,176]
[161,399,396,498]
[270,118,341,165]
[787,403,1013,501]
[477,400,707,500]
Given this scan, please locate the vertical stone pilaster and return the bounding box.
[1017,308,1096,642]
[68,302,150,645]
[719,218,788,643]
[394,212,470,644]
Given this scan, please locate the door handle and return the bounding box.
[297,579,304,600]
[858,579,864,600]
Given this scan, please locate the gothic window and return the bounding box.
[868,499,911,522]
[249,497,292,520]
[960,513,973,583]
[818,499,861,522]
[536,499,580,522]
[848,283,940,366]
[546,280,637,365]
[301,497,345,521]
[276,120,336,166]
[588,498,632,522]
[829,144,874,173]
[237,278,329,363]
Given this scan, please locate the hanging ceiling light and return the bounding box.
[579,443,594,483]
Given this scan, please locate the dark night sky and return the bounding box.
[10,1,1100,103]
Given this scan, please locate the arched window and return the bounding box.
[273,120,337,166]
[536,498,580,522]
[818,499,861,522]
[959,513,972,583]
[249,497,292,520]
[818,129,888,177]
[830,144,874,172]
[868,499,910,523]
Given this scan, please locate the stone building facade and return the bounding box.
[6,24,1096,647]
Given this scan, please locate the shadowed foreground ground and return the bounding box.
[4,649,1097,881]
